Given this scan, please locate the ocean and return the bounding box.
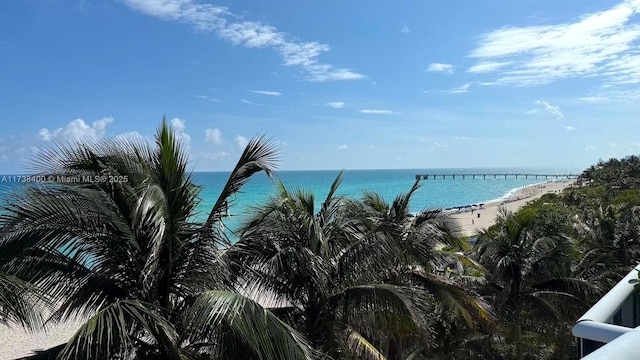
[0,167,581,232]
[194,167,580,230]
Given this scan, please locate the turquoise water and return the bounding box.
[194,167,580,230]
[0,167,581,232]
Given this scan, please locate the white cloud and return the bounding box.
[401,26,410,34]
[303,64,364,81]
[578,96,610,102]
[564,125,576,131]
[535,100,565,119]
[430,142,449,150]
[326,102,345,108]
[337,144,348,150]
[122,0,365,82]
[241,99,256,105]
[170,118,191,147]
[468,0,640,86]
[467,61,512,73]
[235,135,249,149]
[578,89,640,102]
[0,141,38,164]
[448,83,471,94]
[205,128,222,144]
[250,90,282,96]
[360,109,395,114]
[201,151,230,160]
[585,145,597,151]
[427,63,454,73]
[195,95,221,102]
[39,117,113,142]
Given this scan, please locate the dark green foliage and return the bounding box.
[611,189,640,207]
[579,155,640,193]
[230,176,492,360]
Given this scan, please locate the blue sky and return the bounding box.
[1,0,639,173]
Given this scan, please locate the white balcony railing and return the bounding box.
[572,264,640,358]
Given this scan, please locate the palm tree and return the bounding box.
[570,194,640,268]
[0,120,320,360]
[230,176,492,360]
[229,173,429,359]
[345,181,493,359]
[474,207,593,360]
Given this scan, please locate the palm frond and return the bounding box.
[132,183,168,297]
[0,271,44,328]
[0,183,151,318]
[360,190,389,213]
[342,325,386,360]
[184,290,321,360]
[390,179,420,223]
[205,135,278,231]
[408,270,494,331]
[322,171,344,212]
[58,300,178,360]
[526,290,587,323]
[327,284,420,332]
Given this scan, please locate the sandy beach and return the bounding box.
[0,180,577,359]
[451,179,577,237]
[0,318,83,359]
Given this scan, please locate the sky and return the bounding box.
[0,0,639,173]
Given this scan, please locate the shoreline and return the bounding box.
[451,179,577,237]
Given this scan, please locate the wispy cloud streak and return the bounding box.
[467,0,640,86]
[122,0,365,82]
[250,90,282,96]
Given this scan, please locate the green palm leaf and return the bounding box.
[0,271,43,328]
[408,269,493,330]
[58,300,179,360]
[342,325,386,360]
[327,284,420,334]
[184,290,322,360]
[205,135,278,231]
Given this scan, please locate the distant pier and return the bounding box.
[414,173,579,180]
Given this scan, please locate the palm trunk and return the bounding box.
[306,286,325,349]
[514,309,523,360]
[306,306,326,351]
